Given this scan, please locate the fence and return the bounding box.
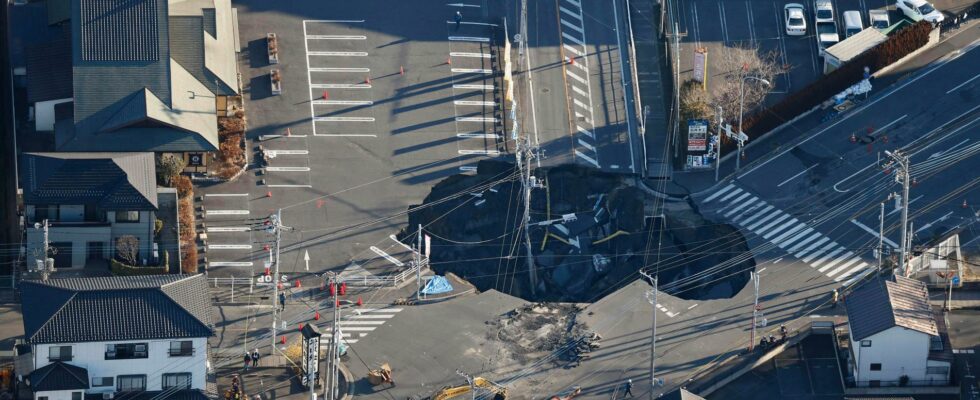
[939,2,980,35]
[209,277,272,304]
[339,257,428,288]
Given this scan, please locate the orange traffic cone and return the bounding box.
[447,56,452,65]
[356,297,363,306]
[365,76,371,84]
[314,311,320,320]
[280,336,286,344]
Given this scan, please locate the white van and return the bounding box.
[843,10,864,37]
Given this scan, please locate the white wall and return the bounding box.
[850,326,932,386]
[33,389,82,400]
[109,211,156,264]
[34,98,73,132]
[24,210,156,268]
[34,338,208,392]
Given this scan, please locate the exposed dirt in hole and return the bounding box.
[402,161,753,302]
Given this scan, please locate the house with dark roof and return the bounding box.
[21,152,170,269]
[43,0,240,158]
[17,275,214,400]
[845,275,952,387]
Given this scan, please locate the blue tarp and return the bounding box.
[421,275,453,295]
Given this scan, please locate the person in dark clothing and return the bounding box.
[243,353,251,370]
[454,11,462,29]
[278,292,286,311]
[251,349,260,367]
[780,325,788,341]
[623,379,633,398]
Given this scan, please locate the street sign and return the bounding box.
[692,48,708,87]
[300,323,321,388]
[687,119,708,151]
[953,275,960,285]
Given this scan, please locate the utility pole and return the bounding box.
[516,130,538,296]
[748,271,760,351]
[416,224,423,298]
[715,106,724,182]
[672,22,681,158]
[639,271,659,397]
[877,202,884,274]
[268,209,289,351]
[884,151,911,276]
[330,275,340,400]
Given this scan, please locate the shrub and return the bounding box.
[181,243,198,274]
[218,117,246,135]
[116,235,140,265]
[111,251,168,275]
[178,196,195,243]
[175,175,194,200]
[154,219,164,236]
[739,21,933,141]
[156,153,187,186]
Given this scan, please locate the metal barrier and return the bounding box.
[339,257,428,288]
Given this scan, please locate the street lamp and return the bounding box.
[737,76,771,170]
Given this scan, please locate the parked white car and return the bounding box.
[817,22,840,56]
[815,0,835,23]
[897,0,944,23]
[785,3,807,35]
[869,9,891,29]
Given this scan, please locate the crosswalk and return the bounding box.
[556,0,600,168]
[201,193,256,270]
[447,20,502,169]
[320,307,404,345]
[702,184,874,286]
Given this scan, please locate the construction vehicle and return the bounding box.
[432,377,508,400]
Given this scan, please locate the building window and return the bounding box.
[92,377,113,387]
[927,366,950,375]
[38,397,48,400]
[117,375,146,392]
[48,346,72,361]
[162,373,192,390]
[860,340,872,347]
[930,335,944,351]
[34,206,59,222]
[105,343,148,360]
[72,392,81,400]
[169,341,194,357]
[115,211,140,223]
[870,363,882,371]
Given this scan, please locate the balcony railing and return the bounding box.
[169,348,195,357]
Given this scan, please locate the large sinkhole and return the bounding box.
[401,160,752,302]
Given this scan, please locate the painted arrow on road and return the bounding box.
[304,250,310,271]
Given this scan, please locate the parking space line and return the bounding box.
[206,210,250,215]
[305,35,366,40]
[459,166,478,172]
[445,21,498,27]
[457,132,500,138]
[209,261,254,267]
[309,67,370,72]
[313,100,374,105]
[265,149,310,156]
[266,166,313,172]
[304,19,364,23]
[314,133,378,137]
[454,84,494,90]
[451,68,493,74]
[205,193,248,197]
[308,51,369,56]
[207,226,251,232]
[448,36,490,42]
[718,3,730,44]
[454,100,495,106]
[456,117,498,122]
[266,184,314,187]
[208,244,253,250]
[310,83,372,89]
[314,117,375,122]
[450,52,492,58]
[459,149,501,155]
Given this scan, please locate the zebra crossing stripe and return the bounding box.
[745,210,783,231]
[723,195,758,217]
[561,18,584,33]
[802,242,839,263]
[577,138,596,151]
[567,70,587,84]
[718,187,745,203]
[703,185,736,203]
[842,267,874,285]
[339,321,387,325]
[795,237,831,259]
[737,205,774,226]
[811,248,846,268]
[755,214,793,235]
[760,216,799,239]
[771,225,808,247]
[563,43,584,57]
[787,232,823,253]
[351,314,395,319]
[563,32,584,46]
[575,149,600,167]
[324,326,376,331]
[577,125,595,139]
[560,5,582,19]
[836,263,870,282]
[819,253,856,273]
[565,0,581,7]
[732,203,765,221]
[827,258,863,277]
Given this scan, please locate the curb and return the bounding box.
[338,362,353,400]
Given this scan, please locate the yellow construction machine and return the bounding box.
[432,377,508,400]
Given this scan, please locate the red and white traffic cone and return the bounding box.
[567,56,575,65]
[963,200,969,209]
[850,133,857,143]
[400,66,405,75]
[365,76,371,84]
[285,127,291,137]
[322,90,329,100]
[446,56,452,65]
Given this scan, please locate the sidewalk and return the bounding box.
[649,21,980,198]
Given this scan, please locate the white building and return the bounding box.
[17,275,215,400]
[845,275,952,387]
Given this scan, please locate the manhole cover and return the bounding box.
[541,87,550,93]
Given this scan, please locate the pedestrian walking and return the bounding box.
[278,292,286,311]
[454,11,462,30]
[251,349,260,367]
[780,324,788,342]
[623,379,633,398]
[832,289,839,307]
[242,353,251,370]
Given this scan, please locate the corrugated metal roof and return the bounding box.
[29,362,89,392]
[845,275,938,341]
[20,275,214,344]
[825,27,888,62]
[20,152,158,210]
[79,0,161,61]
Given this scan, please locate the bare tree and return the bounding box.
[116,235,140,265]
[711,44,782,127]
[156,154,186,186]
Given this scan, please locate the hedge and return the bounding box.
[111,251,169,275]
[735,21,933,148]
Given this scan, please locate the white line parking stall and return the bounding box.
[447,23,500,164]
[201,193,257,272]
[303,20,376,138]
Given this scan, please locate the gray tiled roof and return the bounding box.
[21,275,214,344]
[845,275,938,341]
[661,388,704,400]
[79,0,161,61]
[21,152,157,211]
[29,362,89,392]
[27,39,72,103]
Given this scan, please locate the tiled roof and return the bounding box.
[79,0,161,61]
[661,388,704,400]
[21,275,214,344]
[845,275,938,341]
[20,152,157,211]
[30,362,89,392]
[26,39,72,103]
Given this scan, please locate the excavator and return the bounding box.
[432,377,508,400]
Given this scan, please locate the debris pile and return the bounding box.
[487,303,596,367]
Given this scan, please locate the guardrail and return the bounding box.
[340,257,428,288]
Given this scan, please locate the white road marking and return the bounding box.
[310,83,371,89]
[265,149,309,156]
[703,184,736,202]
[915,212,954,234]
[719,187,745,203]
[561,18,584,33]
[451,68,493,74]
[454,84,495,90]
[338,320,387,325]
[575,149,600,167]
[774,227,813,248]
[456,117,498,122]
[835,262,870,281]
[566,70,587,85]
[577,125,594,139]
[314,134,378,138]
[265,166,312,172]
[563,32,584,46]
[323,326,376,332]
[306,35,366,40]
[824,257,862,276]
[445,21,499,26]
[266,184,314,188]
[888,195,922,216]
[688,303,699,310]
[457,133,500,138]
[303,19,365,23]
[309,67,370,72]
[205,193,248,197]
[563,43,584,57]
[308,51,368,56]
[207,226,251,232]
[560,5,582,19]
[577,138,596,151]
[777,165,817,187]
[946,72,980,93]
[450,52,492,58]
[459,166,478,172]
[351,314,395,319]
[722,193,755,216]
[208,261,254,267]
[446,3,481,8]
[371,246,404,267]
[208,244,253,250]
[314,117,375,122]
[313,100,374,105]
[850,219,900,248]
[206,210,250,215]
[454,100,495,106]
[448,36,490,42]
[458,149,502,155]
